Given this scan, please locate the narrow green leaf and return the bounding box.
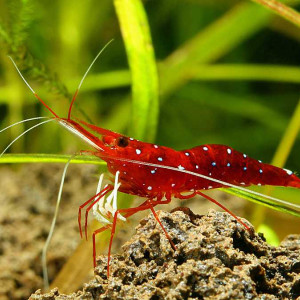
[271,100,300,168]
[192,64,300,83]
[221,187,300,218]
[65,70,131,92]
[251,99,300,227]
[0,153,104,165]
[113,0,159,142]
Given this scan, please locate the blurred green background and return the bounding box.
[0,0,300,232]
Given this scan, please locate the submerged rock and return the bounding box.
[30,209,300,300]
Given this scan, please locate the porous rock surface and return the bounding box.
[31,209,300,300]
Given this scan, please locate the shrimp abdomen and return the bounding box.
[185,144,300,189]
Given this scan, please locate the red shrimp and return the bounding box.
[44,113,300,277]
[8,55,300,278]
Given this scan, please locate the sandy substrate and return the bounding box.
[0,164,100,299]
[30,209,300,300]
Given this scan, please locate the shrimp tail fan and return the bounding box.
[258,163,300,189]
[287,174,300,188]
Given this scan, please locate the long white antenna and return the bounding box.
[77,39,114,91]
[0,117,49,134]
[67,39,114,120]
[8,56,36,94]
[0,119,54,157]
[42,155,75,290]
[8,56,59,118]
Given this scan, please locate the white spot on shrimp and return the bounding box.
[240,182,246,185]
[136,149,141,155]
[129,138,134,141]
[258,160,262,163]
[227,148,232,154]
[259,169,263,174]
[171,183,176,187]
[124,171,127,175]
[154,145,158,148]
[195,165,199,169]
[212,162,216,166]
[284,169,293,175]
[209,172,212,176]
[243,167,247,171]
[185,152,190,156]
[151,170,156,174]
[203,146,208,151]
[147,186,152,190]
[227,163,231,167]
[257,183,262,186]
[157,157,163,161]
[178,165,185,170]
[123,164,126,167]
[208,186,213,189]
[243,154,247,158]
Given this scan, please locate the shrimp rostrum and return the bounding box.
[5,53,300,278]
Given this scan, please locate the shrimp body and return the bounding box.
[64,118,300,200]
[104,142,300,196]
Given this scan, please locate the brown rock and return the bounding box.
[31,209,300,300]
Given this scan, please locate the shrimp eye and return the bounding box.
[117,136,129,148]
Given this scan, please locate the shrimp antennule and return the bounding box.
[67,39,114,120]
[8,56,59,118]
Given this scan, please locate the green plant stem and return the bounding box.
[251,0,300,28]
[113,0,159,142]
[0,153,104,165]
[271,100,300,167]
[191,64,300,83]
[65,70,131,92]
[221,187,300,218]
